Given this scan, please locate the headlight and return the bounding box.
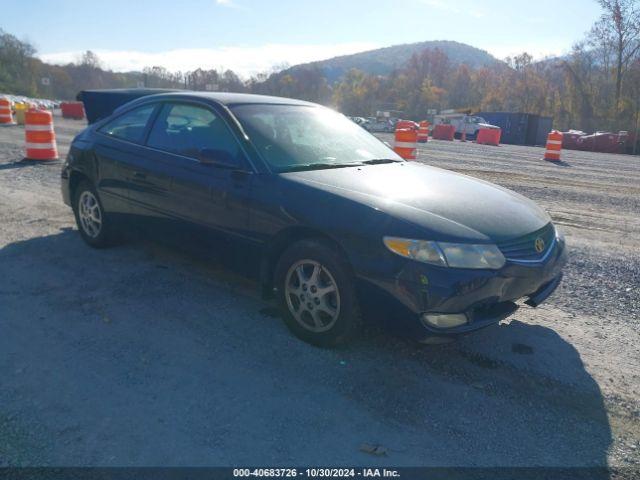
[383,237,505,269]
[382,237,447,266]
[438,242,506,269]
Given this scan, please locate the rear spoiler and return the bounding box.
[76,88,179,124]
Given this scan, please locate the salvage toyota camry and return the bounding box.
[62,90,566,347]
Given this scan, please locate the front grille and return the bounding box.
[497,223,555,261]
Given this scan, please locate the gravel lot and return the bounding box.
[0,115,638,473]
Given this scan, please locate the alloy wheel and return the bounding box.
[284,259,341,333]
[78,190,102,238]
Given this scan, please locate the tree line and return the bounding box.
[330,0,640,134]
[1,0,638,134]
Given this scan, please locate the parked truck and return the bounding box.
[432,112,499,140]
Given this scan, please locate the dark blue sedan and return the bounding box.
[62,90,566,347]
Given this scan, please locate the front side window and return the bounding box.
[231,104,402,172]
[147,103,241,160]
[99,104,156,144]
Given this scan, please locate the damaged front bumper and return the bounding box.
[359,238,567,340]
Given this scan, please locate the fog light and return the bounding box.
[422,313,468,329]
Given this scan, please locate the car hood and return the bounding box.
[279,162,550,242]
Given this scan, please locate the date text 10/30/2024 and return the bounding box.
[233,468,400,478]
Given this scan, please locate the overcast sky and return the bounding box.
[7,0,603,76]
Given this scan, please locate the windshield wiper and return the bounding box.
[360,158,404,165]
[283,162,364,172]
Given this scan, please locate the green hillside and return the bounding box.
[286,40,502,82]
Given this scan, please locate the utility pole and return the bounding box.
[634,108,639,156]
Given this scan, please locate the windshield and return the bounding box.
[231,104,403,172]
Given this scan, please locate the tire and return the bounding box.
[72,180,114,248]
[274,239,361,347]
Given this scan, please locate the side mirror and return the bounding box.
[198,148,238,169]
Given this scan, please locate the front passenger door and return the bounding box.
[143,102,253,237]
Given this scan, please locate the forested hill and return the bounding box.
[284,40,502,82]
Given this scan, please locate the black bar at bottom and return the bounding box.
[0,467,633,480]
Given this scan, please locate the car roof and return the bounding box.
[153,91,318,107]
[86,89,318,108]
[82,89,322,124]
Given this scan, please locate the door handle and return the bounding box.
[231,170,250,184]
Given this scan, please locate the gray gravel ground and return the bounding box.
[0,116,638,473]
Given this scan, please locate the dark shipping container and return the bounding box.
[476,112,553,146]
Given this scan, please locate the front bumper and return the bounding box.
[359,238,567,339]
[525,272,563,307]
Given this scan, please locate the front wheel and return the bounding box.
[274,240,361,347]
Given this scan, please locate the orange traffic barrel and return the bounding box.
[476,128,501,146]
[417,121,429,143]
[0,97,15,125]
[25,109,59,161]
[544,130,563,161]
[396,120,418,131]
[394,128,418,160]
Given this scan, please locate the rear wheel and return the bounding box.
[72,180,114,248]
[274,240,361,347]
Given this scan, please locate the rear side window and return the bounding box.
[146,103,241,160]
[99,104,156,144]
